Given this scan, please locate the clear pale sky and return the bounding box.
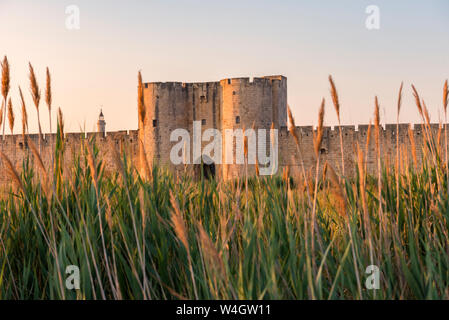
[1,0,448,134]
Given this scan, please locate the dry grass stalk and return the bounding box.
[26,137,48,179]
[139,189,147,230]
[287,106,312,204]
[396,82,403,218]
[45,67,52,133]
[443,79,448,176]
[197,223,225,279]
[170,191,189,250]
[412,85,423,118]
[365,122,372,154]
[311,99,325,259]
[408,125,418,169]
[29,63,41,111]
[138,71,146,126]
[329,75,340,119]
[27,136,52,201]
[19,86,28,137]
[243,127,248,160]
[324,161,346,217]
[444,80,448,114]
[422,100,431,125]
[57,108,64,139]
[313,98,325,157]
[250,122,259,176]
[0,151,24,191]
[111,141,126,181]
[283,166,289,184]
[364,122,372,174]
[329,75,345,175]
[85,141,99,191]
[287,105,300,147]
[1,56,10,101]
[169,191,199,299]
[374,96,380,153]
[397,82,404,117]
[269,122,276,175]
[1,56,10,141]
[7,98,14,135]
[29,63,43,144]
[139,139,151,180]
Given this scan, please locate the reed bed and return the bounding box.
[0,61,449,299]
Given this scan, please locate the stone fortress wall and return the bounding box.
[0,130,139,187]
[0,75,444,187]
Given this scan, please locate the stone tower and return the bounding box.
[97,109,106,136]
[140,76,287,180]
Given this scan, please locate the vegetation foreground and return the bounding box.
[1,126,449,299]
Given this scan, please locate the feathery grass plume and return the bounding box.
[407,126,416,168]
[169,190,198,299]
[313,98,325,157]
[139,139,151,180]
[138,71,146,126]
[197,223,225,280]
[0,151,23,192]
[329,75,340,119]
[29,63,43,144]
[19,86,28,137]
[374,96,380,152]
[169,191,189,249]
[57,107,64,139]
[1,56,10,102]
[411,84,424,118]
[1,56,10,141]
[287,105,300,147]
[329,75,345,175]
[7,98,14,135]
[29,63,41,110]
[397,82,404,117]
[324,161,346,217]
[45,67,52,133]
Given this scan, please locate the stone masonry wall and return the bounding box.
[0,131,139,190]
